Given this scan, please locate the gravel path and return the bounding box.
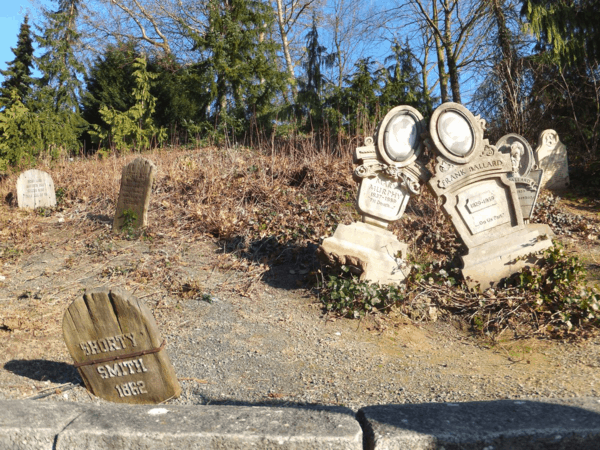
[1,230,599,412]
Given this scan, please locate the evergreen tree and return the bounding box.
[36,0,85,113]
[89,55,166,151]
[81,43,139,139]
[296,13,334,131]
[188,0,286,138]
[523,0,600,65]
[379,39,426,113]
[340,57,380,136]
[0,16,35,108]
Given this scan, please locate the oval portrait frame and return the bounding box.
[495,133,534,177]
[429,102,483,164]
[376,105,425,168]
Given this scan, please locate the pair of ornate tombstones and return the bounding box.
[319,102,554,288]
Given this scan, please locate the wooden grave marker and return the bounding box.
[63,287,181,404]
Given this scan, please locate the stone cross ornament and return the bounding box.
[425,102,553,288]
[318,105,430,285]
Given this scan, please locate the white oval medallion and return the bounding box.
[384,113,418,162]
[437,111,473,157]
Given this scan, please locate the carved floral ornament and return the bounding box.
[354,105,427,182]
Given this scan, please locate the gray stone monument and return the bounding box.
[113,157,156,231]
[16,169,56,209]
[535,129,569,190]
[426,102,553,288]
[318,105,430,284]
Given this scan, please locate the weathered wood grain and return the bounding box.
[63,287,181,404]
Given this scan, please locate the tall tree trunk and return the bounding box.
[443,0,461,103]
[275,0,297,101]
[432,0,448,103]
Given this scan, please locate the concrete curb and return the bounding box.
[0,400,362,450]
[1,398,600,449]
[358,397,600,449]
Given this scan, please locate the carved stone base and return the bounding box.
[461,224,554,289]
[317,222,410,285]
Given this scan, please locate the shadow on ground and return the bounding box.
[219,235,321,291]
[4,359,81,385]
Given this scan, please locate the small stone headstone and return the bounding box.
[16,169,56,209]
[535,129,569,190]
[426,102,553,288]
[113,157,156,231]
[63,287,181,404]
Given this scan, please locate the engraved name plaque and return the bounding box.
[63,287,181,404]
[16,169,57,209]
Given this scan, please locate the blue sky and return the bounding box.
[0,0,32,70]
[0,1,38,72]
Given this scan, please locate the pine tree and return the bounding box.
[297,14,330,131]
[36,0,85,113]
[0,16,35,108]
[188,0,286,138]
[379,39,427,113]
[341,57,380,136]
[90,55,166,151]
[523,0,600,65]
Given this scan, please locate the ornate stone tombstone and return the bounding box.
[496,133,544,222]
[534,129,569,190]
[318,105,430,284]
[63,287,181,404]
[113,157,156,231]
[16,169,56,209]
[426,103,553,288]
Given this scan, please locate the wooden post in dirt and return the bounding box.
[63,287,181,404]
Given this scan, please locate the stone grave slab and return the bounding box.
[16,169,56,209]
[496,133,543,222]
[426,102,553,288]
[113,157,156,231]
[63,287,181,404]
[318,106,430,284]
[535,129,569,190]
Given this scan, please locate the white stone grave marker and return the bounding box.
[535,129,569,190]
[318,106,430,284]
[16,169,56,209]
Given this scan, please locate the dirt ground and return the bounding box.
[1,194,600,410]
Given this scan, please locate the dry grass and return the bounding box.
[2,145,600,343]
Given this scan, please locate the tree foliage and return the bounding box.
[89,55,166,151]
[0,16,35,108]
[523,0,600,65]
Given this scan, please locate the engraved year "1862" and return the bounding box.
[115,381,148,398]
